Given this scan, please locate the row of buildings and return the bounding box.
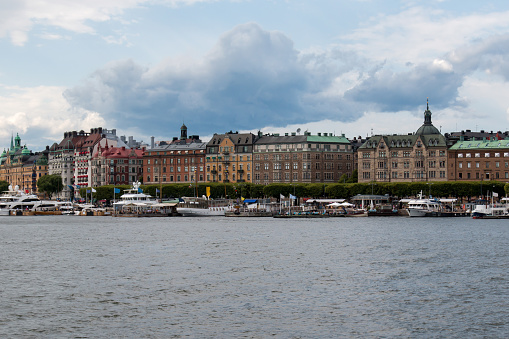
[1,102,509,199]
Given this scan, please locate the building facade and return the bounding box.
[358,102,448,183]
[91,141,145,187]
[205,132,257,183]
[143,125,207,192]
[252,132,353,184]
[448,137,509,181]
[0,133,48,194]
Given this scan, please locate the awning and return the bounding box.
[243,199,257,203]
[153,203,178,207]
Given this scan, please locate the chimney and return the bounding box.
[151,136,155,149]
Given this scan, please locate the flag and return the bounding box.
[290,194,296,200]
[280,194,285,199]
[493,192,499,197]
[86,189,90,194]
[92,188,96,193]
[138,188,143,193]
[206,186,211,198]
[241,196,245,201]
[156,188,160,193]
[67,185,74,190]
[114,188,120,194]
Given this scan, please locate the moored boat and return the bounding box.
[177,197,232,216]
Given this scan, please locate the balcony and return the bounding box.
[237,169,244,173]
[211,170,217,174]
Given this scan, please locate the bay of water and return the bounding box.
[0,216,508,338]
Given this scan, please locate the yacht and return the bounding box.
[0,185,42,215]
[406,191,441,217]
[177,197,232,216]
[112,182,159,213]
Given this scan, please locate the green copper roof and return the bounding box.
[21,146,30,155]
[415,100,441,135]
[306,135,350,143]
[449,139,509,150]
[36,155,48,165]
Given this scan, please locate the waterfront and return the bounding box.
[1,216,508,338]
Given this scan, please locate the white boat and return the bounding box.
[0,185,42,215]
[472,196,509,219]
[57,201,76,215]
[471,204,509,218]
[177,197,232,216]
[406,191,441,217]
[112,182,159,212]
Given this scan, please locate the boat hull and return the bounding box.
[177,206,229,216]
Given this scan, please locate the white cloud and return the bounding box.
[0,85,105,149]
[0,0,229,46]
[340,7,509,66]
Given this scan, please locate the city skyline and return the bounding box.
[2,1,509,150]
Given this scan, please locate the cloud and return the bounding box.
[0,0,221,46]
[63,16,509,141]
[0,85,105,149]
[339,7,509,66]
[64,23,315,136]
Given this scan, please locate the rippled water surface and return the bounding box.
[1,216,508,338]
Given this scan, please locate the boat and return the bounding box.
[406,192,441,217]
[112,182,161,215]
[0,185,42,216]
[472,204,509,219]
[177,197,232,216]
[368,204,399,216]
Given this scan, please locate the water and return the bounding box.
[0,216,508,338]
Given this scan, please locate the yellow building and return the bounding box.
[205,132,256,183]
[0,133,48,194]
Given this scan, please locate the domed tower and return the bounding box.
[14,133,22,151]
[415,98,441,135]
[180,123,188,140]
[21,145,30,156]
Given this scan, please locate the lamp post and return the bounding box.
[480,174,484,200]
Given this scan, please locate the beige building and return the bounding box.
[358,102,448,183]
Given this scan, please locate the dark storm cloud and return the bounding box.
[63,24,509,137]
[344,64,464,111]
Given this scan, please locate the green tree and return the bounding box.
[0,180,9,193]
[37,174,63,199]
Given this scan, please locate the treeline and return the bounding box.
[79,181,509,201]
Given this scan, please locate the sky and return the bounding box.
[2,0,509,151]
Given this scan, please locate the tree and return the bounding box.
[0,180,8,193]
[37,174,63,199]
